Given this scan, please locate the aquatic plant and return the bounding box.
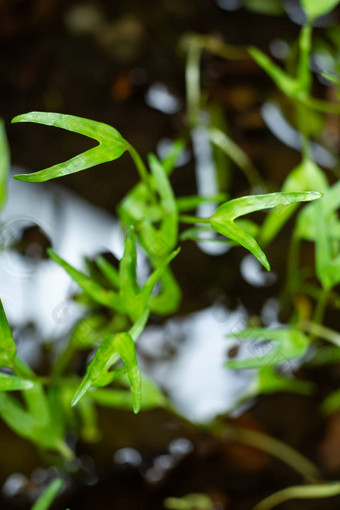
[1,0,340,507]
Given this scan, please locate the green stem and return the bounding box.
[52,343,76,378]
[299,321,340,347]
[220,426,320,483]
[126,144,150,184]
[313,287,329,326]
[297,21,313,95]
[179,214,211,225]
[186,39,202,127]
[253,482,340,510]
[167,405,320,483]
[12,357,48,385]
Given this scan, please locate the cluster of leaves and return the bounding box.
[0,0,340,508]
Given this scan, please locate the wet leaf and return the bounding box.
[12,112,128,182]
[210,192,321,270]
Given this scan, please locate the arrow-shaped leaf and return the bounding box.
[72,332,141,413]
[210,191,321,270]
[12,112,128,182]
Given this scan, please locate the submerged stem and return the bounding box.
[186,40,202,127]
[219,426,320,483]
[253,482,340,510]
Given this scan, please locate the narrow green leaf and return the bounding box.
[90,374,167,410]
[208,127,262,187]
[12,112,128,182]
[31,478,63,510]
[0,119,10,210]
[119,154,178,261]
[249,47,300,100]
[300,0,340,20]
[0,372,33,391]
[176,193,228,212]
[48,249,125,313]
[129,309,150,342]
[72,332,141,413]
[148,267,182,315]
[0,393,39,442]
[249,48,340,114]
[0,300,17,368]
[260,158,327,245]
[77,395,100,442]
[297,22,312,94]
[211,191,321,270]
[256,366,313,395]
[119,226,180,320]
[161,138,186,176]
[95,255,120,289]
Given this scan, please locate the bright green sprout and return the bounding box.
[31,478,63,510]
[48,227,180,321]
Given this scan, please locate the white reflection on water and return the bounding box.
[0,170,256,422]
[138,305,252,423]
[0,168,124,345]
[261,101,337,168]
[145,82,182,115]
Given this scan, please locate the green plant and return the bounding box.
[1,0,340,508]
